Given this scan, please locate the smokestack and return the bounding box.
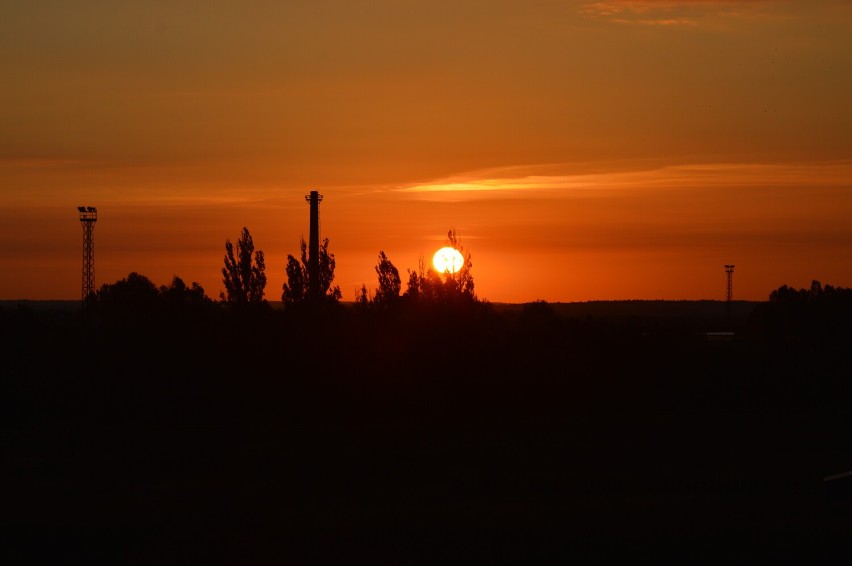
[305,190,323,299]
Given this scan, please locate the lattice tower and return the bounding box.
[78,206,98,302]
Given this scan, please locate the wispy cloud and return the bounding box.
[580,1,769,26]
[399,161,852,200]
[0,157,94,169]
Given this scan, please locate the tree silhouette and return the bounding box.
[403,268,421,302]
[87,272,214,327]
[373,251,401,308]
[447,229,475,299]
[282,237,341,306]
[89,271,159,312]
[159,276,212,314]
[282,254,307,304]
[751,280,852,347]
[90,273,210,312]
[403,229,477,305]
[221,227,267,305]
[355,284,370,308]
[159,276,209,304]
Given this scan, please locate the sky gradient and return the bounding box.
[2,0,851,302]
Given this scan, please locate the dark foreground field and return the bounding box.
[3,299,851,562]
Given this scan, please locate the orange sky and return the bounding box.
[2,1,851,302]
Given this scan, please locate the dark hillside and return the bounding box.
[492,299,760,324]
[2,296,850,562]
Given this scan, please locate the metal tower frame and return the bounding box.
[78,206,97,302]
[725,264,735,323]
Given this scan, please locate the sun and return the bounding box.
[433,247,464,274]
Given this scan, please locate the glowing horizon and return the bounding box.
[2,1,851,303]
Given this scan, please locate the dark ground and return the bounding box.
[2,299,851,563]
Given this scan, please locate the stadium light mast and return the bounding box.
[78,206,98,303]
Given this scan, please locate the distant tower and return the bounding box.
[725,264,735,323]
[78,206,98,303]
[305,190,323,299]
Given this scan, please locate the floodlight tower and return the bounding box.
[78,206,98,303]
[305,190,323,299]
[725,264,735,324]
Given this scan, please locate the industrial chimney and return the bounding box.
[305,190,323,299]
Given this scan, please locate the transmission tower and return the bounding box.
[78,206,98,303]
[304,191,323,299]
[725,264,735,323]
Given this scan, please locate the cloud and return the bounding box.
[399,161,852,199]
[580,0,768,26]
[0,157,94,170]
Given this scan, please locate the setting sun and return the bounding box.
[433,247,464,274]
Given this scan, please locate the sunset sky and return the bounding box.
[2,0,851,303]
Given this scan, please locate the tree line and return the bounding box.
[85,226,481,315]
[80,221,852,352]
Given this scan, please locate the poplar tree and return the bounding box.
[221,227,267,304]
[374,251,401,307]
